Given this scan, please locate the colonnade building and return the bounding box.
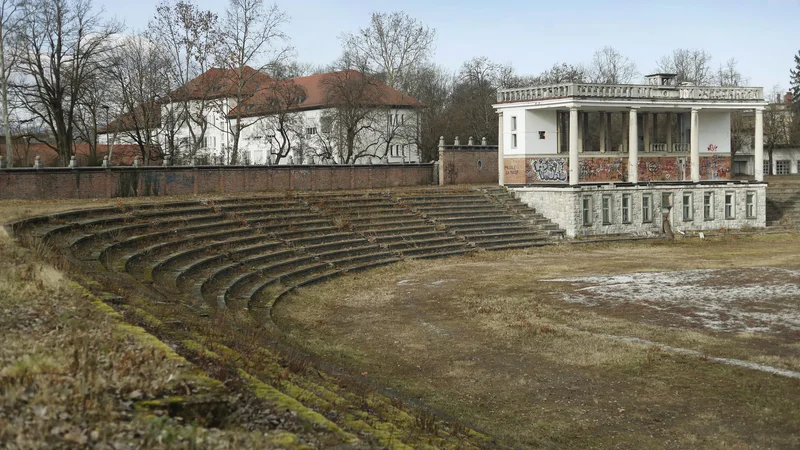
[493,74,768,237]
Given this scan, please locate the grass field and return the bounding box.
[275,234,800,448]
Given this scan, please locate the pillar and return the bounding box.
[666,112,673,153]
[599,111,606,153]
[621,112,628,152]
[653,113,659,147]
[498,112,504,185]
[755,108,764,182]
[690,108,700,182]
[643,112,651,153]
[628,108,638,183]
[569,107,579,185]
[577,111,584,153]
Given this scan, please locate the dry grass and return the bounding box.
[276,234,800,448]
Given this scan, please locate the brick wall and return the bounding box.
[503,155,730,184]
[0,164,435,200]
[438,142,498,185]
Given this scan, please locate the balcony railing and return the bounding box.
[498,83,764,103]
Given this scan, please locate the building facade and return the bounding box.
[101,68,423,166]
[494,74,768,237]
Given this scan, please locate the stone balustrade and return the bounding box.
[498,83,764,103]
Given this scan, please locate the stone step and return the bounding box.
[384,236,460,250]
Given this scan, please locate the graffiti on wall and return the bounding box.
[700,155,730,180]
[637,157,683,182]
[529,157,568,183]
[503,158,525,184]
[707,144,718,152]
[579,158,626,182]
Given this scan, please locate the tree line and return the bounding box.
[0,0,764,168]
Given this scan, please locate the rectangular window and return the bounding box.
[725,192,735,219]
[621,194,631,223]
[321,116,333,134]
[682,192,693,221]
[401,114,405,124]
[511,133,517,149]
[511,116,517,131]
[642,194,652,223]
[582,196,593,226]
[602,195,612,225]
[704,192,714,220]
[776,160,791,175]
[746,191,756,218]
[763,159,771,176]
[306,127,317,136]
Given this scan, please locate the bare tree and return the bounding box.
[656,49,713,85]
[246,77,307,164]
[764,85,791,175]
[341,11,435,92]
[107,34,170,163]
[317,60,390,164]
[531,62,587,84]
[214,0,289,164]
[14,0,120,165]
[149,0,217,163]
[447,57,508,144]
[403,64,452,161]
[0,0,21,167]
[72,73,108,165]
[589,46,637,84]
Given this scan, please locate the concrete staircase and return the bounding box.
[766,178,800,228]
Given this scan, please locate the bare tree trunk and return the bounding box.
[0,25,11,167]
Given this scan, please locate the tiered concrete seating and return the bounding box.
[8,187,565,322]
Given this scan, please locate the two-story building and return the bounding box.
[494,74,768,237]
[101,67,423,165]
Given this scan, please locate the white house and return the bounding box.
[493,74,769,237]
[101,67,423,165]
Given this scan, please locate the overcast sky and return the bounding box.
[97,0,799,92]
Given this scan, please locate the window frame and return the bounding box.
[724,191,735,220]
[703,191,714,221]
[745,191,756,219]
[582,196,593,226]
[641,194,652,223]
[776,160,791,175]
[682,192,693,222]
[621,194,631,224]
[601,195,613,225]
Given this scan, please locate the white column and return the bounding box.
[577,111,584,153]
[666,112,673,152]
[569,107,579,185]
[755,108,764,182]
[498,112,504,185]
[628,108,638,183]
[690,108,700,182]
[599,111,606,153]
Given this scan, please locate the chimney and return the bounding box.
[777,93,781,104]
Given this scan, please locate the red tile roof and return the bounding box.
[229,70,424,118]
[168,66,272,102]
[99,102,161,134]
[2,143,162,167]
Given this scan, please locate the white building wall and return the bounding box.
[524,110,558,155]
[698,110,731,154]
